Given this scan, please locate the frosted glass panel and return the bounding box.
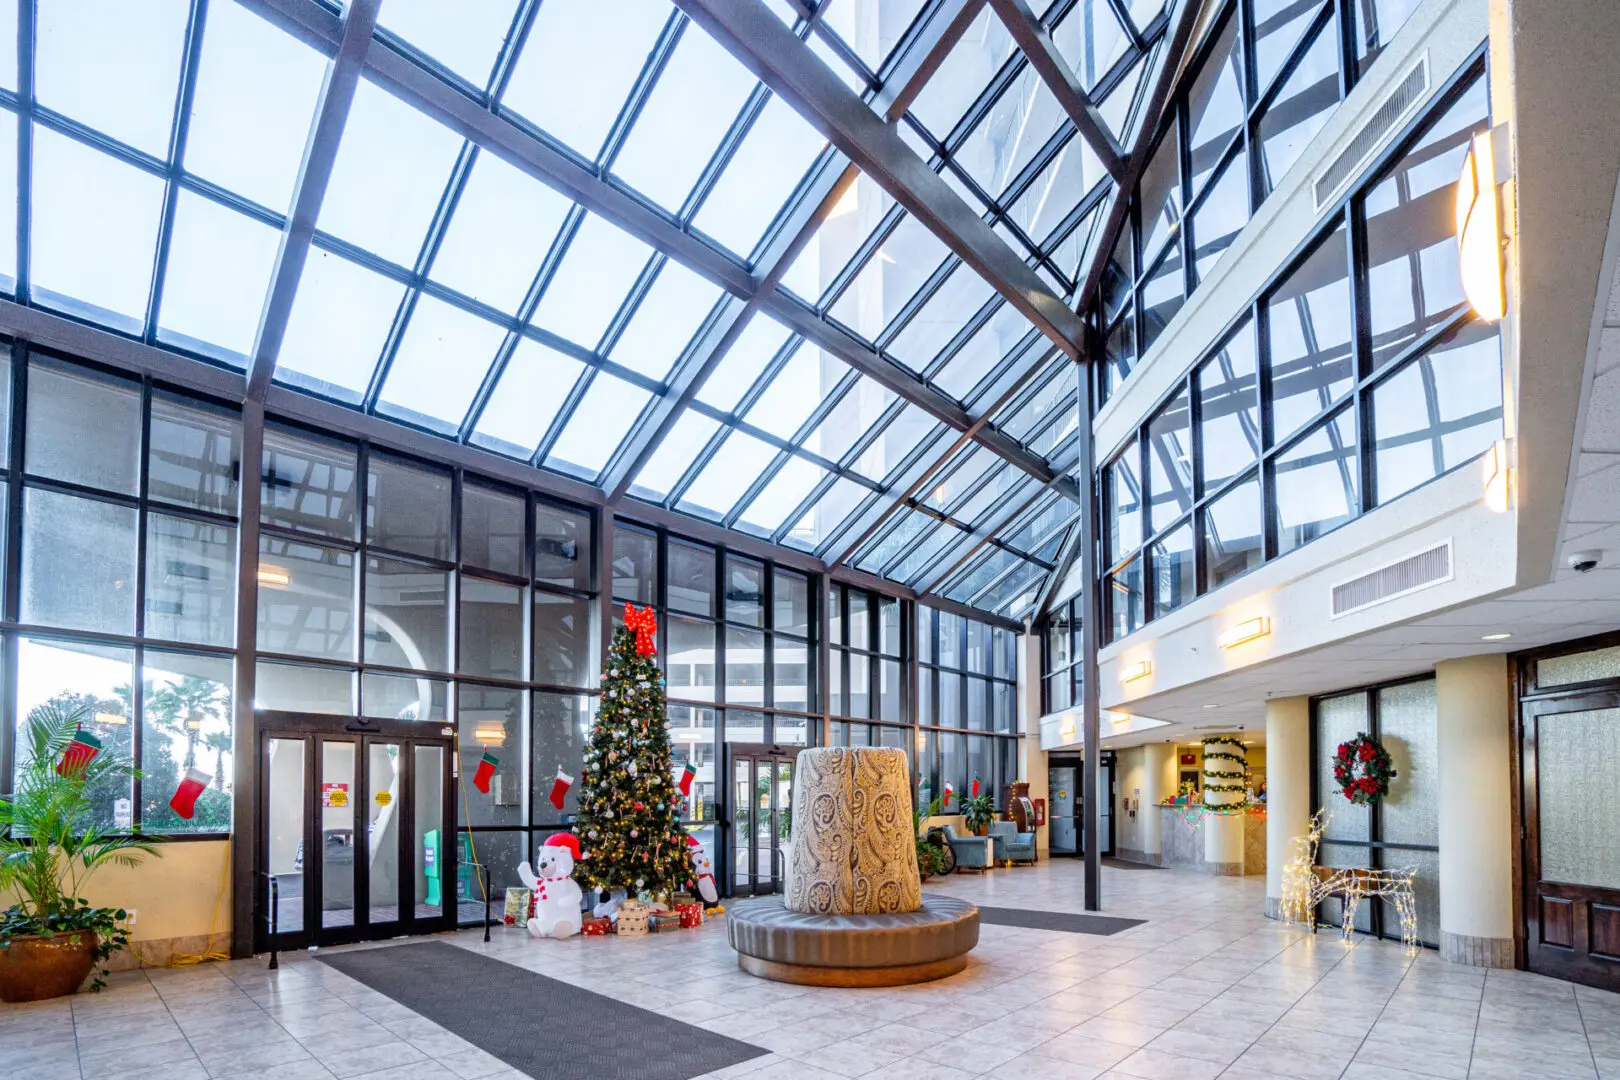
[1377,679,1437,846]
[1538,646,1620,689]
[1318,841,1374,932]
[1379,845,1438,947]
[1315,691,1369,841]
[1538,708,1620,890]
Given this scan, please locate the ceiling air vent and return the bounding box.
[1313,54,1430,211]
[1330,540,1452,618]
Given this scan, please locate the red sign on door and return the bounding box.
[1179,753,1197,766]
[321,782,349,808]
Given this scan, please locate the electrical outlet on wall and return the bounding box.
[125,909,137,927]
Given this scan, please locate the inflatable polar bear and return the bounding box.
[517,833,583,939]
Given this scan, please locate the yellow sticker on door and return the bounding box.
[375,790,392,808]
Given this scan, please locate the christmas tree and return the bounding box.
[573,604,694,900]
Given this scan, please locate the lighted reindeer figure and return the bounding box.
[1281,809,1420,955]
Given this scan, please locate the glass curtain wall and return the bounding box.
[916,605,1019,813]
[1102,57,1499,642]
[608,521,818,869]
[1311,676,1440,947]
[1042,595,1084,714]
[1097,0,1425,399]
[5,348,240,836]
[826,583,907,750]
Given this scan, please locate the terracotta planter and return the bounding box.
[971,824,988,837]
[0,931,98,1002]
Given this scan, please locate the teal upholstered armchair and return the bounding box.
[939,822,991,872]
[988,820,1037,865]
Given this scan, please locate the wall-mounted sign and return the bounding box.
[322,783,349,808]
[1180,753,1197,766]
[374,790,392,808]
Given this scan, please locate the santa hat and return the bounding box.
[546,833,582,860]
[685,835,700,848]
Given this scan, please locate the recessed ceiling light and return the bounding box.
[1482,633,1512,641]
[1202,704,1218,709]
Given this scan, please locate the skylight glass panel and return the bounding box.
[472,339,586,458]
[933,303,1035,401]
[1009,136,1107,249]
[30,130,163,334]
[1252,0,1324,93]
[808,31,868,95]
[1126,0,1168,34]
[926,446,995,510]
[530,212,655,350]
[952,464,1025,526]
[630,409,721,501]
[743,344,835,440]
[545,373,651,479]
[377,296,509,433]
[431,152,572,316]
[739,456,826,534]
[955,66,1068,198]
[892,520,966,583]
[859,509,929,573]
[608,260,725,380]
[377,0,519,88]
[183,0,327,213]
[696,312,793,412]
[780,174,895,302]
[785,475,867,550]
[853,402,937,481]
[1051,0,1131,92]
[0,110,17,287]
[318,79,463,268]
[803,377,896,464]
[612,21,758,213]
[501,0,671,163]
[1100,50,1148,140]
[885,263,996,371]
[827,214,951,342]
[275,249,406,402]
[820,0,928,73]
[692,94,828,260]
[156,191,281,362]
[0,0,16,91]
[678,429,773,518]
[907,6,1014,139]
[36,0,187,157]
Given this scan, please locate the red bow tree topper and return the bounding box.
[624,602,658,658]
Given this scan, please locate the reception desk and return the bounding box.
[1159,805,1266,875]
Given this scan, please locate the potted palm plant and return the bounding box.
[0,700,160,1001]
[962,794,996,836]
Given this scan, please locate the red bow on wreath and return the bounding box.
[624,603,658,658]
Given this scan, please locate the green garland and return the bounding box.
[1202,736,1244,751]
[1202,751,1245,764]
[1203,768,1246,780]
[1202,781,1247,793]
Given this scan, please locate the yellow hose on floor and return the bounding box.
[124,841,232,968]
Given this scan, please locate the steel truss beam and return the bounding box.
[240,0,1063,493]
[245,0,380,401]
[987,0,1127,179]
[670,0,1087,356]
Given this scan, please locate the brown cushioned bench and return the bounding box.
[727,893,979,987]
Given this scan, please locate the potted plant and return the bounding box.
[962,794,995,836]
[0,701,160,1001]
[913,794,946,879]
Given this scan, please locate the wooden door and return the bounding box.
[1520,691,1620,990]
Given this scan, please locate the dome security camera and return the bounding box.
[1568,550,1603,574]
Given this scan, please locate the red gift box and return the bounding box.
[675,902,703,929]
[648,913,682,933]
[581,916,613,937]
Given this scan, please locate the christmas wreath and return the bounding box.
[1333,732,1396,805]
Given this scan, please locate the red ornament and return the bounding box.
[624,603,659,657]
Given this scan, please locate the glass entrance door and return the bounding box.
[726,744,798,897]
[257,717,454,951]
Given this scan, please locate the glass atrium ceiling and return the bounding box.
[4,0,1175,621]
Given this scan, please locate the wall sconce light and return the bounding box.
[1121,659,1152,683]
[1457,129,1505,322]
[472,724,506,746]
[1482,439,1513,512]
[257,566,290,588]
[1060,719,1076,737]
[1217,616,1271,650]
[94,712,127,726]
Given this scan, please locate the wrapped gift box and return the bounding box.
[617,900,650,937]
[648,912,683,933]
[503,887,532,926]
[674,902,703,929]
[581,916,613,937]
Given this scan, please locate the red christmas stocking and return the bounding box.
[57,728,103,778]
[677,760,696,796]
[169,766,212,819]
[473,750,498,794]
[548,767,574,810]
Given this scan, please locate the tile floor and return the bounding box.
[3,860,1616,1079]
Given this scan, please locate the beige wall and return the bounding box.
[2,840,232,963]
